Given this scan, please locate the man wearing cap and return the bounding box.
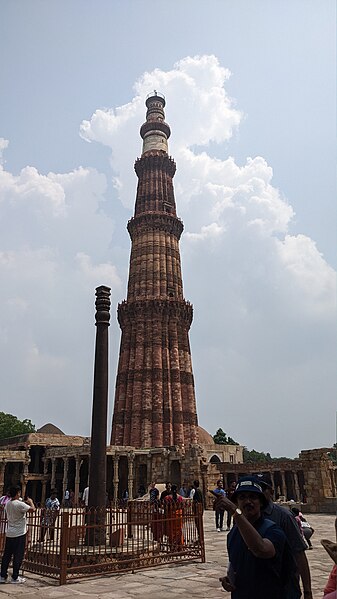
[257,475,313,599]
[216,477,299,599]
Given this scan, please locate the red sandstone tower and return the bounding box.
[111,92,198,449]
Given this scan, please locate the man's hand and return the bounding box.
[25,497,36,511]
[219,576,236,592]
[214,495,237,514]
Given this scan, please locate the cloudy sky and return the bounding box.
[0,1,335,457]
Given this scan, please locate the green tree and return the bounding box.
[243,448,273,463]
[213,428,239,445]
[243,447,292,463]
[327,443,337,465]
[0,412,36,440]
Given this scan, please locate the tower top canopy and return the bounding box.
[146,91,166,107]
[141,92,170,155]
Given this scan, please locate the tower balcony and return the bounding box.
[127,212,183,240]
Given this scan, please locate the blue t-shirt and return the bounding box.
[227,515,286,599]
[213,487,226,496]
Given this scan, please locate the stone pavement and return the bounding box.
[0,512,335,598]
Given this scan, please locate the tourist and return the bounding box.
[321,516,337,599]
[0,485,35,584]
[63,489,70,507]
[291,507,314,549]
[160,482,171,502]
[257,476,313,599]
[321,540,337,598]
[39,489,60,542]
[213,479,226,532]
[191,479,203,540]
[217,477,293,598]
[82,486,89,507]
[149,481,159,503]
[179,480,188,498]
[0,489,11,509]
[191,479,203,507]
[0,489,11,534]
[137,484,146,497]
[225,481,236,531]
[164,484,184,549]
[149,482,161,541]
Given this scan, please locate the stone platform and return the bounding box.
[0,512,335,599]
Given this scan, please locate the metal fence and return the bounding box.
[1,501,205,584]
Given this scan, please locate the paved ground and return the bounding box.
[0,512,335,598]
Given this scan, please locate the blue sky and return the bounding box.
[0,1,335,456]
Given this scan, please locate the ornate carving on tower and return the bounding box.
[111,92,198,449]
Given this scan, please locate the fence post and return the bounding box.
[198,504,206,563]
[59,511,69,585]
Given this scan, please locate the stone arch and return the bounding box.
[210,454,221,464]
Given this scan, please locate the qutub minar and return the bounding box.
[111,92,199,449]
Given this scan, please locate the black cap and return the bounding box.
[231,477,269,508]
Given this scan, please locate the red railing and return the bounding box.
[2,500,205,584]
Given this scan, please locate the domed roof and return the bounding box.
[37,423,65,435]
[197,425,214,445]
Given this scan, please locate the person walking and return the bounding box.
[225,481,236,530]
[191,479,203,540]
[0,485,35,584]
[213,479,226,531]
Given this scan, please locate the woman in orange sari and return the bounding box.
[164,485,184,550]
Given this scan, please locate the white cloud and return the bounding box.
[0,55,335,455]
[0,146,122,433]
[0,138,9,165]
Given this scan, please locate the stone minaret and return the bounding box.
[111,92,198,448]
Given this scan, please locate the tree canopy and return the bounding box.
[243,448,273,463]
[213,427,291,461]
[0,412,36,440]
[213,428,239,445]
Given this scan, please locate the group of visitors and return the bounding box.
[0,477,334,595]
[149,480,203,549]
